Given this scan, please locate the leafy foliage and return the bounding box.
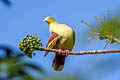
[19,34,42,58]
[95,15,120,44]
[82,11,120,44]
[0,45,44,80]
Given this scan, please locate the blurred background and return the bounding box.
[0,0,120,80]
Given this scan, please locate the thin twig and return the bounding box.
[107,9,109,23]
[36,47,120,55]
[104,16,106,24]
[94,16,104,26]
[104,40,110,49]
[80,20,97,32]
[105,35,120,44]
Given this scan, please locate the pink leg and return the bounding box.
[65,50,70,56]
[58,49,64,55]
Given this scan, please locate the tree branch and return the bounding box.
[112,37,120,43]
[36,47,120,55]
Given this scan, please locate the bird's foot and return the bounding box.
[65,50,70,57]
[58,49,70,56]
[58,49,64,55]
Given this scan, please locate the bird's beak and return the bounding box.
[43,19,46,22]
[43,19,49,24]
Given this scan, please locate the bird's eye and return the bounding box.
[49,16,52,19]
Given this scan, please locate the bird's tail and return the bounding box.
[52,53,66,71]
[44,51,48,57]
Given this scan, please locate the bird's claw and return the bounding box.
[58,49,64,55]
[65,50,70,57]
[58,49,70,56]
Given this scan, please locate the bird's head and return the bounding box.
[43,16,56,24]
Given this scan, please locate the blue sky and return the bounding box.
[0,0,120,80]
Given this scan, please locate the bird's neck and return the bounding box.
[50,21,57,24]
[49,21,58,32]
[50,21,57,26]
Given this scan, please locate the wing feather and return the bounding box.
[44,32,60,57]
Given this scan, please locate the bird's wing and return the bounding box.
[44,32,60,57]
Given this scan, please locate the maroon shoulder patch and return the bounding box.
[47,32,58,45]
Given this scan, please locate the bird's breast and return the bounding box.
[50,24,74,50]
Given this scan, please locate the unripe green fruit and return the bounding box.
[19,34,42,58]
[26,34,29,37]
[105,40,108,42]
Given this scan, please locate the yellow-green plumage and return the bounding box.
[44,16,75,71]
[49,21,75,50]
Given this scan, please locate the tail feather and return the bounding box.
[52,53,66,71]
[44,51,48,57]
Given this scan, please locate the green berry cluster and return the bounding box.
[19,34,42,58]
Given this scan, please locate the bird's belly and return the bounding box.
[54,37,73,51]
